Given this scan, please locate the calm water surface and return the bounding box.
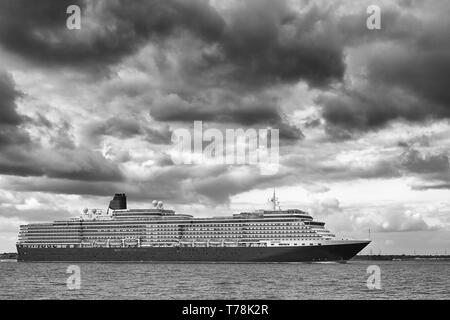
[0,260,448,299]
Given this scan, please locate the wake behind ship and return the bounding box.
[16,193,370,262]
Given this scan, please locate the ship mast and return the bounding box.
[269,189,280,210]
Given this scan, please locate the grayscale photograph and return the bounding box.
[0,0,449,306]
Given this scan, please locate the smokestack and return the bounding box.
[109,193,127,210]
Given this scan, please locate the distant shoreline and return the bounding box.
[353,255,450,261]
[2,252,450,261]
[0,253,17,260]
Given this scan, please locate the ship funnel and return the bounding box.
[109,193,127,210]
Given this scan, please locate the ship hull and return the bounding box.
[17,241,369,262]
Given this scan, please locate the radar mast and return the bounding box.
[269,189,280,210]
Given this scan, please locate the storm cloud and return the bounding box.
[319,2,450,134]
[0,71,124,182]
[151,92,304,140]
[86,116,173,145]
[0,0,345,87]
[0,0,224,71]
[0,71,30,148]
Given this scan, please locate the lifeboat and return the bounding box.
[81,241,93,247]
[94,240,107,247]
[223,240,238,247]
[109,239,122,247]
[124,239,138,246]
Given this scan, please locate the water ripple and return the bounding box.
[0,260,449,299]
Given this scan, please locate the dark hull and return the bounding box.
[17,241,369,262]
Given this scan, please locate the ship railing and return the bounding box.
[76,239,269,248]
[140,241,179,247]
[18,243,82,248]
[236,241,267,247]
[79,238,144,248]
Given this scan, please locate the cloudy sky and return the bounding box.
[0,0,449,254]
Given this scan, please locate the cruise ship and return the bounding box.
[16,193,370,262]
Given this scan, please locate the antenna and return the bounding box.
[269,189,280,210]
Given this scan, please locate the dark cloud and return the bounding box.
[155,153,175,167]
[2,0,450,211]
[0,71,24,126]
[86,116,173,145]
[304,117,321,129]
[0,71,125,181]
[0,0,344,89]
[399,148,450,190]
[319,2,450,135]
[277,122,304,141]
[0,0,224,71]
[336,4,423,46]
[7,143,446,205]
[144,125,173,144]
[91,117,141,139]
[4,166,215,203]
[4,0,448,140]
[151,92,303,140]
[0,146,125,182]
[191,167,291,204]
[399,148,450,174]
[0,125,31,150]
[283,146,450,190]
[365,14,450,109]
[319,84,429,136]
[0,0,344,149]
[4,163,292,206]
[411,183,450,191]
[145,0,347,142]
[210,0,345,89]
[0,70,30,148]
[31,113,54,129]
